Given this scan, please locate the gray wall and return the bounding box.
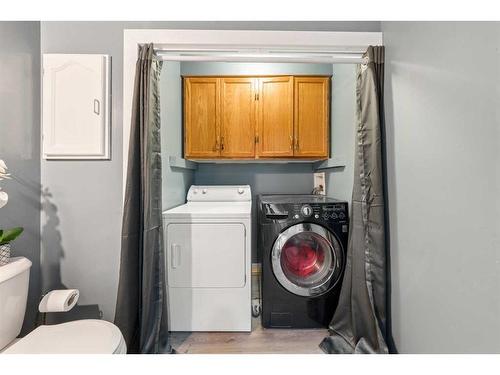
[326,64,356,203]
[161,62,194,210]
[181,62,333,76]
[382,22,500,353]
[0,21,41,334]
[39,21,376,323]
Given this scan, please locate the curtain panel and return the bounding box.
[320,46,389,354]
[115,44,171,354]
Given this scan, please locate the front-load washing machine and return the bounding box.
[163,185,252,332]
[258,194,348,328]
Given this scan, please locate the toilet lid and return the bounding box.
[4,319,126,354]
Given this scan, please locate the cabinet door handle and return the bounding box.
[221,136,225,151]
[93,99,100,115]
[289,135,293,150]
[295,139,300,151]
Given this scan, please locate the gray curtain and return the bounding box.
[320,46,389,354]
[115,44,171,354]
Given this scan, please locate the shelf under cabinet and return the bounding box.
[167,155,346,170]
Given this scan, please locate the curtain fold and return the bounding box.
[115,44,171,354]
[320,46,389,354]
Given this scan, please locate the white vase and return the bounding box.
[0,243,11,266]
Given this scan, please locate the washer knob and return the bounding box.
[238,188,244,195]
[202,189,207,194]
[301,205,313,217]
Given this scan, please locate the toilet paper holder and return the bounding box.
[37,289,80,326]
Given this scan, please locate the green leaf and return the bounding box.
[0,227,23,245]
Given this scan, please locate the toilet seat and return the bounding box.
[3,319,126,354]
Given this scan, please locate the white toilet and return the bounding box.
[0,257,127,354]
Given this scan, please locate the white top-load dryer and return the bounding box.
[162,185,252,332]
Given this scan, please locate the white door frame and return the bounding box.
[122,29,383,196]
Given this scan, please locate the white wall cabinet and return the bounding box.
[42,54,110,159]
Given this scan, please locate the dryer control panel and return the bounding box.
[188,185,251,202]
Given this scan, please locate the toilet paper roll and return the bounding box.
[39,289,80,313]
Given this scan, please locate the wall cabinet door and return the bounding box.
[220,78,256,158]
[42,54,110,159]
[184,77,220,158]
[183,75,330,160]
[257,76,294,158]
[294,77,330,158]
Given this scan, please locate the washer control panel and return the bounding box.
[300,204,313,217]
[290,203,348,222]
[262,200,348,223]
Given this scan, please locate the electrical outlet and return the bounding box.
[313,172,326,195]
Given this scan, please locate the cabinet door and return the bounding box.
[294,77,330,158]
[220,78,256,158]
[42,54,110,159]
[257,76,294,157]
[184,77,220,158]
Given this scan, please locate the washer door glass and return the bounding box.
[271,223,344,297]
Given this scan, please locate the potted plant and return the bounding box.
[0,159,23,266]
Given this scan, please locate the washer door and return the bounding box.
[271,223,344,297]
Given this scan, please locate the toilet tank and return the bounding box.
[0,257,31,350]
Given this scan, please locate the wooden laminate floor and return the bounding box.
[170,318,328,354]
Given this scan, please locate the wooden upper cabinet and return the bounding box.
[220,78,256,158]
[294,77,330,158]
[183,75,330,160]
[184,77,220,158]
[257,76,294,158]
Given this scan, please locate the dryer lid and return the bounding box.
[163,201,251,219]
[187,185,251,202]
[3,319,125,354]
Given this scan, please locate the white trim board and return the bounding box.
[123,29,383,197]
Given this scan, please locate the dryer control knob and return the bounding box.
[202,189,207,194]
[238,188,244,194]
